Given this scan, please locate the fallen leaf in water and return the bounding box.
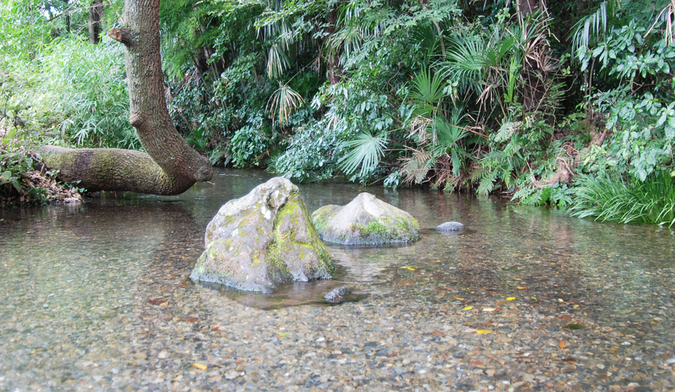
[482,307,496,312]
[455,297,464,301]
[277,332,290,338]
[516,286,527,290]
[566,324,584,330]
[426,260,442,263]
[559,340,566,350]
[400,266,416,271]
[160,302,169,306]
[431,331,446,337]
[562,357,577,363]
[192,363,207,370]
[468,361,484,366]
[186,317,198,323]
[476,330,492,335]
[559,315,572,320]
[506,297,516,301]
[463,306,474,310]
[147,298,164,305]
[558,298,564,302]
[531,296,538,301]
[437,287,450,292]
[573,304,580,309]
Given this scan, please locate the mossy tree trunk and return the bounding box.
[42,0,212,195]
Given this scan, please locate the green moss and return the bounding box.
[310,205,338,232]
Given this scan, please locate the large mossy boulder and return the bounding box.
[190,177,334,293]
[312,192,420,245]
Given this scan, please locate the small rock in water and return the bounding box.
[324,287,351,303]
[435,221,464,232]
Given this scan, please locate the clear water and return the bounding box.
[1,167,675,390]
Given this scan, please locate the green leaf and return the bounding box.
[338,131,388,179]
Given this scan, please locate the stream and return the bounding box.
[1,168,674,391]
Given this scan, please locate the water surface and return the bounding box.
[1,168,674,390]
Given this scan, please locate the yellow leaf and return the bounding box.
[482,307,496,312]
[572,304,579,309]
[400,266,416,271]
[192,363,207,370]
[463,306,473,310]
[476,330,492,335]
[506,297,516,301]
[558,298,564,302]
[516,286,527,290]
[559,340,566,350]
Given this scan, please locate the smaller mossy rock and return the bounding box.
[190,177,334,293]
[312,192,420,245]
[435,221,464,231]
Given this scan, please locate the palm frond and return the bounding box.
[410,68,446,108]
[437,35,486,97]
[338,131,388,178]
[401,147,434,184]
[266,83,304,126]
[572,0,621,52]
[266,44,290,79]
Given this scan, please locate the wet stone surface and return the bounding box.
[1,168,675,391]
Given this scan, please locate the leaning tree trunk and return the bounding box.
[42,0,212,195]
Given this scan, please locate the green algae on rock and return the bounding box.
[311,192,420,245]
[190,177,334,293]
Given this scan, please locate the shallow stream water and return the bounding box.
[1,168,675,391]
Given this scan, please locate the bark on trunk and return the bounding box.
[42,0,212,195]
[518,0,545,15]
[88,0,103,45]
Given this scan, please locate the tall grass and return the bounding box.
[11,36,137,149]
[569,171,675,226]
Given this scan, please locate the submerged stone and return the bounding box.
[312,192,420,245]
[190,177,334,293]
[324,287,351,303]
[435,221,464,231]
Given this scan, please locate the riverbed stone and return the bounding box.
[311,192,420,245]
[324,287,351,303]
[435,221,464,231]
[190,177,334,293]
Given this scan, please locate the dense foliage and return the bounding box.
[1,0,674,225]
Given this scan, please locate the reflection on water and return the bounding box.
[1,167,675,390]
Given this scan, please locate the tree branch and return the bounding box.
[108,28,133,46]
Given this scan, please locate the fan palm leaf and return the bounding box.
[338,131,388,178]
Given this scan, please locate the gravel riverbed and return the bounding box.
[2,174,675,391]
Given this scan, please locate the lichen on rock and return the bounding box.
[190,177,334,293]
[311,192,420,245]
